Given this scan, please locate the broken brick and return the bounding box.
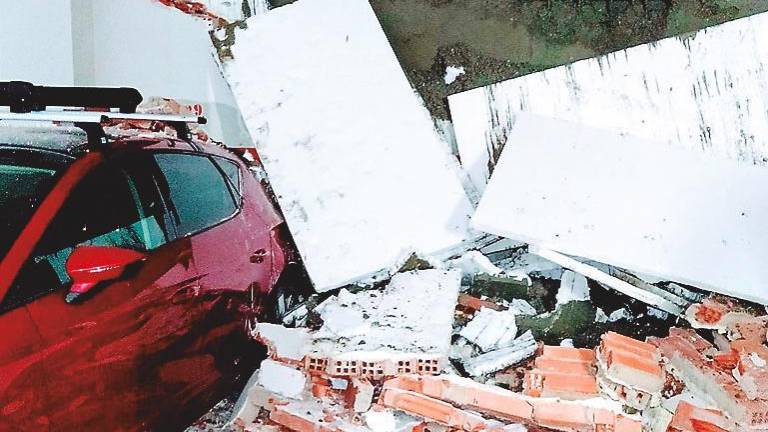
[457,293,504,312]
[597,332,664,394]
[380,388,495,431]
[650,328,768,428]
[524,345,599,400]
[666,401,734,432]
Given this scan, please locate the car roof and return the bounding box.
[0,122,88,155]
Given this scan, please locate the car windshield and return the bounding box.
[0,162,59,260]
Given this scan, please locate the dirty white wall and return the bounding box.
[0,0,74,85]
[449,12,768,194]
[0,0,252,147]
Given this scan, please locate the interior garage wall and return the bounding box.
[0,0,253,147]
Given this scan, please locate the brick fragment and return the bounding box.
[269,406,336,432]
[524,345,599,400]
[457,293,504,312]
[666,401,734,432]
[652,328,768,429]
[380,388,496,431]
[597,332,664,394]
[382,374,641,432]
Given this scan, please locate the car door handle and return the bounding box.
[171,285,201,304]
[250,248,267,264]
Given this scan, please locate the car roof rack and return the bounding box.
[0,81,206,147]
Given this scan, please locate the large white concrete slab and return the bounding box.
[473,113,768,304]
[225,0,474,291]
[449,12,768,194]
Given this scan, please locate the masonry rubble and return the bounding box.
[227,249,768,432]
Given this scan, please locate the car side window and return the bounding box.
[1,156,172,310]
[211,156,241,195]
[152,153,238,237]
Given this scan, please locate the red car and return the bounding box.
[0,83,301,431]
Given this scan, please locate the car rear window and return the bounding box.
[153,153,238,237]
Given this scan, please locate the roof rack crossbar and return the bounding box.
[0,81,143,114]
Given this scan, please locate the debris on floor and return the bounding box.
[227,247,768,432]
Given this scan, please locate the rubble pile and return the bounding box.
[226,254,768,432]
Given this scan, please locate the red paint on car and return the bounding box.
[0,132,287,431]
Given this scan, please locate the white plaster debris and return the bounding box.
[364,409,423,432]
[595,308,609,323]
[464,331,537,376]
[509,299,537,316]
[447,250,503,277]
[352,379,375,413]
[257,360,307,399]
[201,0,269,21]
[449,12,768,194]
[444,65,466,84]
[312,269,461,356]
[253,323,310,361]
[496,252,561,281]
[226,0,473,292]
[750,353,767,368]
[556,270,590,306]
[319,304,371,339]
[608,308,632,323]
[647,307,670,321]
[460,308,518,352]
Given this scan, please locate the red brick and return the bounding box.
[269,407,336,432]
[457,293,504,312]
[666,401,733,432]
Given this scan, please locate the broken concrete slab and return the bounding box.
[459,308,517,352]
[472,115,768,304]
[448,12,768,195]
[225,0,474,292]
[258,359,307,400]
[463,331,537,377]
[253,323,311,361]
[311,269,461,356]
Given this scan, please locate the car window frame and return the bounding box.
[145,149,243,241]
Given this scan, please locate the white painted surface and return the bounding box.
[460,308,517,352]
[556,270,590,306]
[449,12,768,194]
[226,0,474,291]
[257,359,306,399]
[0,0,74,85]
[473,114,768,304]
[254,323,310,361]
[311,269,461,356]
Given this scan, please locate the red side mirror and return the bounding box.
[65,245,145,303]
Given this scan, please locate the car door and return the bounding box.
[10,152,243,431]
[0,306,50,431]
[148,152,273,304]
